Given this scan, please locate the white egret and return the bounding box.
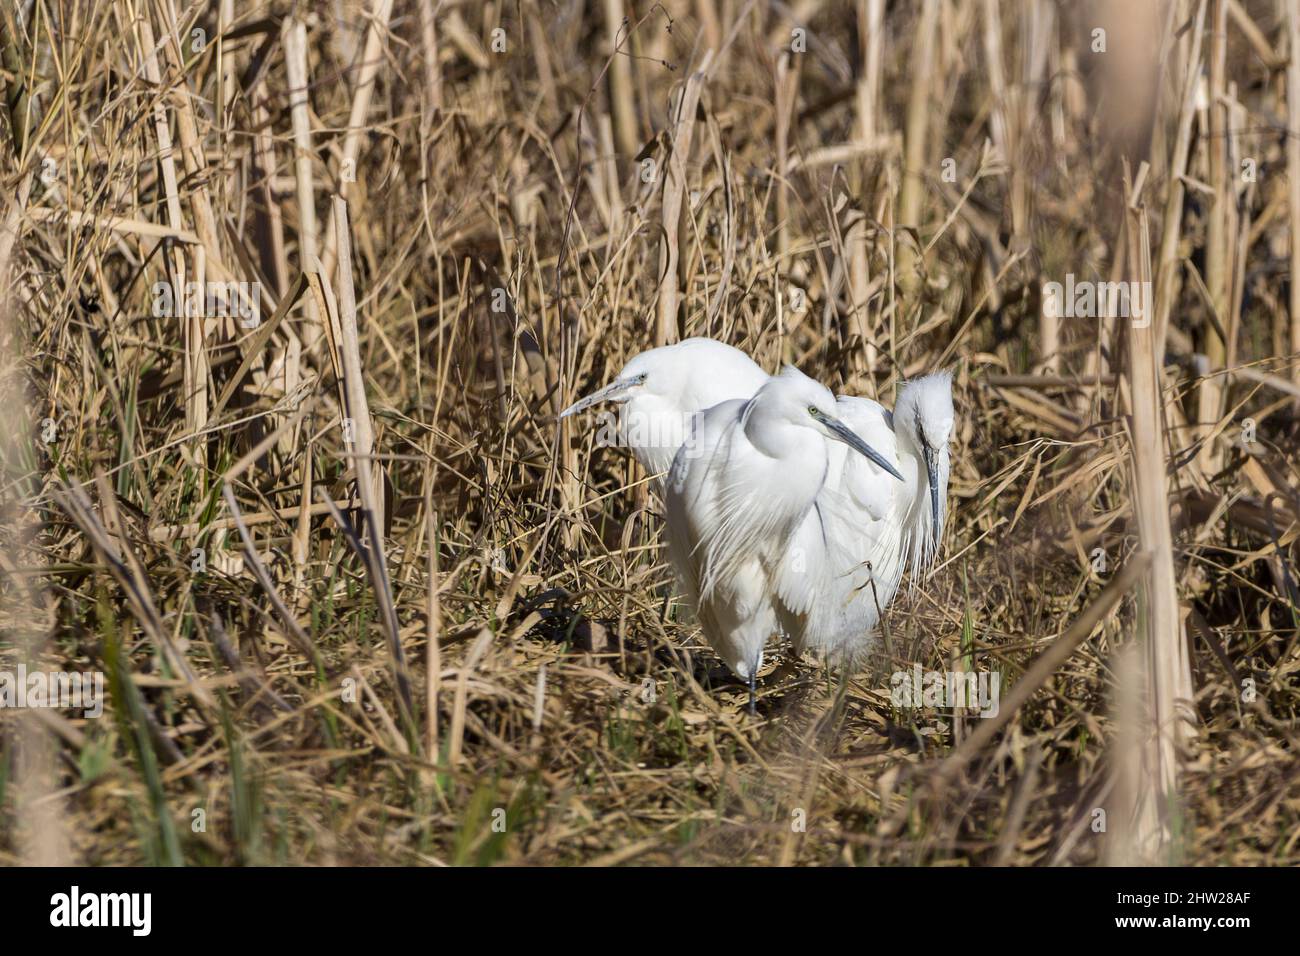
[558,338,769,477]
[662,366,903,709]
[559,336,955,699]
[778,373,954,663]
[773,394,902,656]
[891,372,954,581]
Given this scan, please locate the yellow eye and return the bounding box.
[807,405,819,417]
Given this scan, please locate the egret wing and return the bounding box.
[663,398,779,678]
[834,396,897,521]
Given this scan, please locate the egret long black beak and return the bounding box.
[822,415,904,481]
[923,443,940,547]
[558,377,639,419]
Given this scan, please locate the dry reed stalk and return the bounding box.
[2,228,70,865]
[655,52,712,346]
[135,14,204,453]
[0,174,29,291]
[525,4,559,119]
[1107,638,1154,866]
[1289,0,1300,381]
[283,18,318,266]
[155,0,219,256]
[1120,164,1193,862]
[858,0,884,143]
[329,196,384,518]
[210,271,309,419]
[603,0,638,159]
[773,51,799,263]
[318,247,413,723]
[696,0,722,54]
[1226,0,1278,66]
[24,206,198,241]
[419,0,443,112]
[217,0,235,139]
[292,430,313,612]
[0,6,30,159]
[1022,2,1051,371]
[448,627,494,768]
[250,96,290,298]
[440,10,488,70]
[1153,0,1208,352]
[146,499,352,543]
[598,113,623,237]
[247,84,305,456]
[425,485,442,770]
[850,0,885,374]
[579,111,614,233]
[1198,0,1228,473]
[1221,87,1247,388]
[320,0,395,280]
[1059,4,1086,126]
[897,0,939,287]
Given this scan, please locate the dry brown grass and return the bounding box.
[0,0,1297,866]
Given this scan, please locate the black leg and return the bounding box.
[747,667,757,716]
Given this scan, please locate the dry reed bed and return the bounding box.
[0,0,1296,865]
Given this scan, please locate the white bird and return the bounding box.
[559,337,954,700]
[772,394,901,657]
[890,372,955,583]
[777,373,954,664]
[661,366,903,708]
[558,338,769,478]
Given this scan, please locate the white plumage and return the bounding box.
[773,395,904,660]
[777,376,954,665]
[559,337,769,478]
[560,338,954,703]
[661,367,902,699]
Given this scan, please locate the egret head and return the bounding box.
[752,367,904,481]
[558,338,767,420]
[558,350,658,419]
[893,371,955,550]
